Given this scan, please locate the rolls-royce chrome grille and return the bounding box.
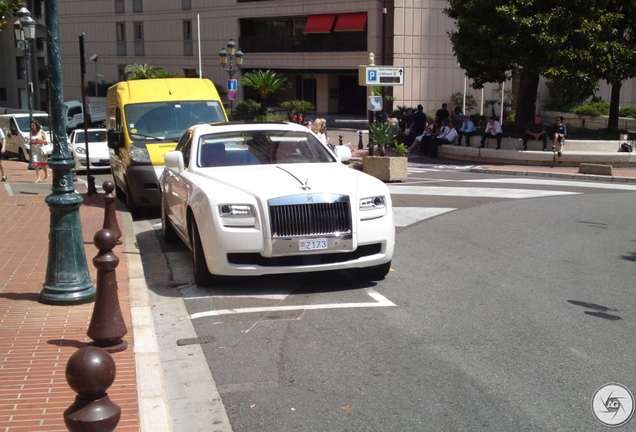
[269,194,352,238]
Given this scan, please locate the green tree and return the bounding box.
[124,63,181,80]
[279,100,314,123]
[445,0,636,132]
[241,70,287,113]
[450,92,477,113]
[0,0,23,31]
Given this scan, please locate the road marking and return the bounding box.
[463,178,636,191]
[388,185,580,199]
[393,207,456,226]
[188,288,395,320]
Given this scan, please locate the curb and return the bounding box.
[123,214,233,432]
[469,167,636,183]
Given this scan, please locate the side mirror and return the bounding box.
[164,150,184,172]
[333,145,352,163]
[107,128,123,149]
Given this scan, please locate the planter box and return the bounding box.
[362,155,408,182]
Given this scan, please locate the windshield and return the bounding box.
[125,101,226,141]
[16,115,50,132]
[194,130,336,168]
[74,130,107,143]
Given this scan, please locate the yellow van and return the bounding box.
[106,78,227,216]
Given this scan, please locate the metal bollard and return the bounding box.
[358,130,363,149]
[64,346,121,432]
[338,134,343,146]
[87,229,128,353]
[101,181,122,245]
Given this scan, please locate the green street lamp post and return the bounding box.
[218,39,244,121]
[14,7,36,170]
[39,0,95,305]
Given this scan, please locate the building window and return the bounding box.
[182,0,191,10]
[115,0,124,13]
[116,22,126,56]
[0,88,6,101]
[133,0,143,13]
[239,17,367,53]
[16,56,26,80]
[183,20,193,56]
[134,22,145,56]
[184,68,198,78]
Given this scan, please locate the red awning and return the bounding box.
[303,14,337,34]
[334,12,367,32]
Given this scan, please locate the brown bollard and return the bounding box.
[87,229,128,353]
[358,130,364,149]
[102,181,122,245]
[64,346,121,432]
[339,134,343,146]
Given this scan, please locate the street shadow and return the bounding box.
[567,300,621,321]
[0,292,40,301]
[46,339,87,349]
[135,223,381,299]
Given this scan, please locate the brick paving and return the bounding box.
[0,159,139,432]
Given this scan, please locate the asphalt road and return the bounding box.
[142,167,636,431]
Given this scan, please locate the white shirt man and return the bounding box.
[479,117,503,149]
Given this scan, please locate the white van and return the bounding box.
[0,113,51,161]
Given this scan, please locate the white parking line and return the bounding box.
[393,207,456,226]
[188,288,396,320]
[463,178,636,191]
[388,185,580,199]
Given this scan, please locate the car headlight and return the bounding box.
[219,204,257,227]
[129,144,151,163]
[359,196,387,220]
[75,146,86,155]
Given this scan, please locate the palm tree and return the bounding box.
[124,64,181,80]
[241,70,287,112]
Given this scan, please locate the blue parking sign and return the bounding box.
[227,79,238,91]
[367,69,378,83]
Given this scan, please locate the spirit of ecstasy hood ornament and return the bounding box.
[276,166,310,190]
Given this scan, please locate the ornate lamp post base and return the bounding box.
[39,158,95,306]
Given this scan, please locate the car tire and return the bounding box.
[161,199,179,243]
[18,148,27,162]
[190,218,215,286]
[357,261,391,281]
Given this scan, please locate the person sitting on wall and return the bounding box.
[552,116,567,157]
[523,115,548,151]
[479,116,503,149]
[457,115,477,146]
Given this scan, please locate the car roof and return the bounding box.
[189,121,311,135]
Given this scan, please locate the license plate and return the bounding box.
[298,239,328,251]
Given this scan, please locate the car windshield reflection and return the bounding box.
[196,131,336,168]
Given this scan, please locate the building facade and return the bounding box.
[1,0,636,120]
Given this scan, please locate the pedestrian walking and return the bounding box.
[30,120,49,183]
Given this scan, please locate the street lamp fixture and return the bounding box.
[14,7,36,170]
[218,39,244,120]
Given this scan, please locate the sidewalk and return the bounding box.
[331,127,636,182]
[0,159,140,432]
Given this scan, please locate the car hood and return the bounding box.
[195,163,380,199]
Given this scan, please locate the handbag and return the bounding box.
[40,143,53,155]
[404,127,411,136]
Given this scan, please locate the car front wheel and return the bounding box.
[190,217,215,286]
